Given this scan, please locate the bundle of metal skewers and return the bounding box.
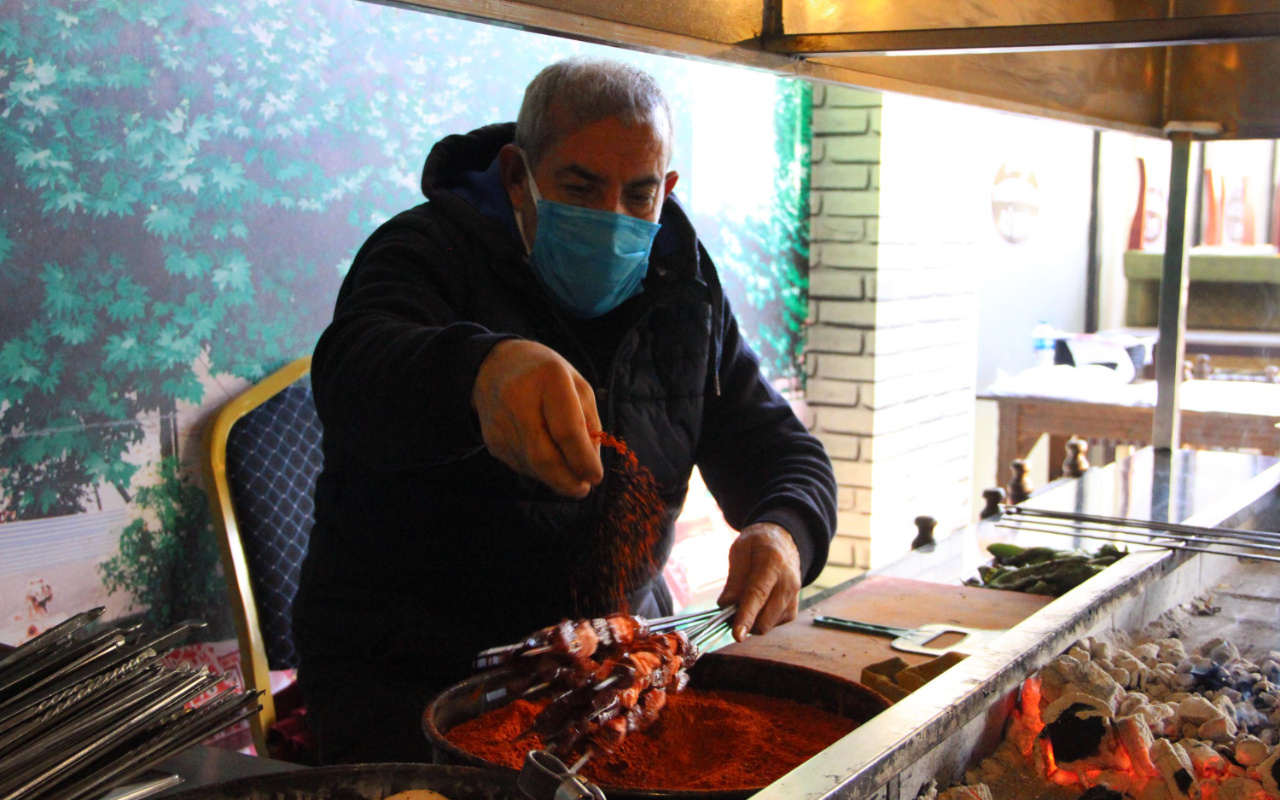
[995,505,1280,565]
[473,605,736,768]
[0,608,262,800]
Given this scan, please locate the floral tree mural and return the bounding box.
[0,0,811,645]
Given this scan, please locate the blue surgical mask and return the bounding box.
[515,152,661,319]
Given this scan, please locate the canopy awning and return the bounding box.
[381,0,1280,140]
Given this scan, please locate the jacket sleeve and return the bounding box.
[693,257,837,586]
[310,214,516,472]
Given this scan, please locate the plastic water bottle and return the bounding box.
[1032,321,1056,367]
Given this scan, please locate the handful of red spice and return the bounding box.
[570,431,666,617]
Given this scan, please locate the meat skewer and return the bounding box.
[473,607,727,670]
[475,605,736,762]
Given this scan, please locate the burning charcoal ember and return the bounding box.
[1115,715,1160,777]
[1180,739,1229,777]
[1150,739,1200,800]
[1043,694,1116,765]
[1237,737,1270,767]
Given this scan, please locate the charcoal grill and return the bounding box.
[752,448,1280,800]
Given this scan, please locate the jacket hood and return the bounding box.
[421,122,515,196]
[419,123,712,324]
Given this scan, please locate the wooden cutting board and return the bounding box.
[713,575,1054,684]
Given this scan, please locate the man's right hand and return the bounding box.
[471,339,604,498]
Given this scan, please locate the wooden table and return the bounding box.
[982,380,1280,482]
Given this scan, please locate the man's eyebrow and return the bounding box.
[557,164,606,184]
[556,164,662,191]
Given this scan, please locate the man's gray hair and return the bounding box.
[516,57,674,167]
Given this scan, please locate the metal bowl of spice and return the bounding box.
[423,651,891,799]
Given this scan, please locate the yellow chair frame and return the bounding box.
[202,355,313,756]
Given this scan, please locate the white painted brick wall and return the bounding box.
[804,84,975,583]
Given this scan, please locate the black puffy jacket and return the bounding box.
[293,123,836,689]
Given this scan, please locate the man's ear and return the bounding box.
[663,170,680,200]
[498,144,527,210]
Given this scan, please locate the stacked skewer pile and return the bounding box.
[0,608,262,800]
[474,606,735,769]
[997,507,1280,566]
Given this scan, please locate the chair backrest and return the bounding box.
[203,356,320,754]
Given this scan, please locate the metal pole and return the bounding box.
[1152,133,1193,452]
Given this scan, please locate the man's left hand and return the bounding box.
[716,522,802,641]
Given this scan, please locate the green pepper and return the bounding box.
[986,543,1025,561]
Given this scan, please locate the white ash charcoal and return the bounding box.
[1140,703,1181,738]
[1092,641,1115,662]
[1045,692,1115,725]
[1158,639,1189,664]
[1209,641,1241,667]
[937,782,993,800]
[1180,739,1229,776]
[1214,694,1237,719]
[1118,653,1148,675]
[1192,657,1214,673]
[1156,663,1180,684]
[1199,638,1228,658]
[1042,655,1125,710]
[1198,715,1237,743]
[1235,736,1269,767]
[1265,659,1280,682]
[1173,672,1199,690]
[1069,645,1093,662]
[1167,693,1192,704]
[1261,729,1275,746]
[1110,667,1133,686]
[1184,722,1205,740]
[1037,655,1081,704]
[1150,738,1201,800]
[1149,684,1171,700]
[1218,777,1265,800]
[1115,714,1160,777]
[1120,693,1151,716]
[1179,695,1227,727]
[1130,665,1153,691]
[1135,643,1164,667]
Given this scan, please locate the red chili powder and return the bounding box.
[571,431,666,617]
[445,688,858,792]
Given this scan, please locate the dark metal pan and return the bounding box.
[422,651,892,800]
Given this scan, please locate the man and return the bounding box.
[293,57,836,764]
